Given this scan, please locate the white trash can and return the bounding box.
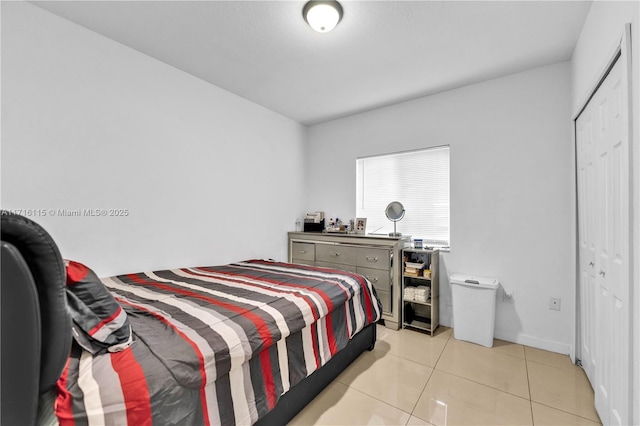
[450,273,500,347]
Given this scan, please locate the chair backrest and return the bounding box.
[1,212,71,425]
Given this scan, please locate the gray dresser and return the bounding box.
[288,232,407,330]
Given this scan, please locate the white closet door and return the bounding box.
[598,52,630,426]
[576,33,631,426]
[576,103,596,383]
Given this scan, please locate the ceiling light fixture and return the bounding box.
[303,1,343,33]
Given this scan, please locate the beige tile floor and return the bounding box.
[290,326,601,426]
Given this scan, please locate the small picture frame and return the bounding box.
[355,218,367,234]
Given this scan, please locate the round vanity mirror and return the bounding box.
[385,201,405,236]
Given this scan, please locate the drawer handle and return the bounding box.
[298,250,307,254]
[366,276,378,283]
[366,256,379,263]
[330,252,340,257]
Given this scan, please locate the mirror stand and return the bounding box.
[385,201,405,237]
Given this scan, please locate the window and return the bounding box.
[356,146,450,246]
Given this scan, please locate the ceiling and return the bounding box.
[32,1,592,126]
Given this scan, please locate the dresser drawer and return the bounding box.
[291,259,315,267]
[315,261,358,273]
[291,242,315,262]
[357,266,391,292]
[376,290,391,313]
[316,244,356,266]
[355,247,391,270]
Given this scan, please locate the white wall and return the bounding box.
[571,2,640,424]
[305,62,574,353]
[1,2,306,276]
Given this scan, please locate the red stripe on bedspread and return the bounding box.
[245,260,376,325]
[227,261,363,358]
[117,298,211,425]
[185,265,337,370]
[224,264,343,314]
[306,263,376,325]
[126,273,280,410]
[88,305,123,336]
[126,273,276,348]
[184,267,327,322]
[177,267,335,411]
[311,323,321,368]
[325,313,338,356]
[189,264,343,378]
[242,260,376,343]
[259,349,277,409]
[352,272,375,323]
[110,348,152,426]
[55,360,75,426]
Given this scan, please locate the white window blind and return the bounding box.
[356,146,450,245]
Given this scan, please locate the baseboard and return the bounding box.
[494,329,572,355]
[440,318,574,356]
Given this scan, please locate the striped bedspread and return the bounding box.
[55,260,382,426]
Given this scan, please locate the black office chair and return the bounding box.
[1,212,71,425]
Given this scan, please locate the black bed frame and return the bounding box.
[0,212,376,425]
[256,322,376,425]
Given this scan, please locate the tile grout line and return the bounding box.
[386,329,597,425]
[335,382,416,421]
[407,368,435,422]
[524,350,600,424]
[402,328,451,423]
[431,366,532,403]
[382,328,452,367]
[526,357,581,372]
[524,348,535,425]
[431,330,452,368]
[434,338,531,401]
[342,341,437,420]
[531,401,602,424]
[446,336,528,360]
[406,331,451,419]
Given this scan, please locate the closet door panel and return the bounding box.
[606,55,630,426]
[591,56,630,426]
[576,107,597,382]
[577,40,631,426]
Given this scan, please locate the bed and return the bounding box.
[0,212,382,426]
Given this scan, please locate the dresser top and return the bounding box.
[288,231,412,245]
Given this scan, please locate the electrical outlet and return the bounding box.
[549,297,561,311]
